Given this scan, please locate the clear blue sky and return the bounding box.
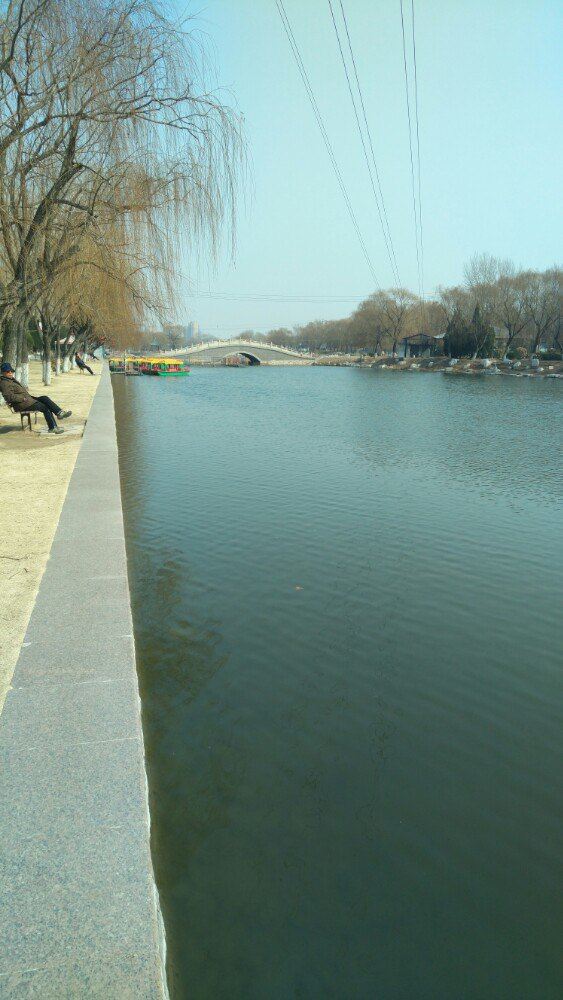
[174,0,562,337]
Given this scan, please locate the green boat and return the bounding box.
[141,357,190,376]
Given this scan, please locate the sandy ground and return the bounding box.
[0,360,101,711]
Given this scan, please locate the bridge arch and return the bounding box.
[223,351,261,366]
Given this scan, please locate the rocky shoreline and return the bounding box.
[312,355,563,378]
[374,356,563,378]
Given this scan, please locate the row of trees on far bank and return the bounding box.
[246,258,562,358]
[0,0,243,385]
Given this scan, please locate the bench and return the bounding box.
[6,402,38,431]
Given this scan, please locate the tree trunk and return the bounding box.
[42,328,51,385]
[0,319,12,405]
[503,330,515,359]
[2,317,18,368]
[60,329,77,371]
[7,302,30,385]
[55,336,61,376]
[19,324,29,388]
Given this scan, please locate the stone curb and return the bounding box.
[0,367,168,998]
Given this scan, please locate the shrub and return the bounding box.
[507,346,528,359]
[540,350,562,361]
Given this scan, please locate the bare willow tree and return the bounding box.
[436,284,470,325]
[0,0,244,382]
[495,271,529,357]
[378,288,419,356]
[350,295,388,355]
[551,269,563,352]
[522,268,560,355]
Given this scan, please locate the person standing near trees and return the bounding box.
[0,363,71,433]
[75,352,94,375]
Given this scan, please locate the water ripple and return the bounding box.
[114,369,563,1000]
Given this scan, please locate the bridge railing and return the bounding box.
[164,339,313,357]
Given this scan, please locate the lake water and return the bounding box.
[113,368,562,1000]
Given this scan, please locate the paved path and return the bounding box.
[0,368,167,998]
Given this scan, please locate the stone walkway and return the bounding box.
[0,369,167,998]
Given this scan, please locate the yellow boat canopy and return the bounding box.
[115,356,185,364]
[143,358,184,365]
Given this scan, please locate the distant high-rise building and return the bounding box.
[187,321,199,342]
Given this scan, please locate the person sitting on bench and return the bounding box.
[0,363,71,434]
[75,352,94,375]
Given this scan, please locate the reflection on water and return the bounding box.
[114,369,563,1000]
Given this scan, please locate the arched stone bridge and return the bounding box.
[166,339,312,365]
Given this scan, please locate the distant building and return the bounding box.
[187,321,199,342]
[398,333,445,358]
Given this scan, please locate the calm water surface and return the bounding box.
[113,369,562,1000]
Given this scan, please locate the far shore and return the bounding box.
[312,354,563,378]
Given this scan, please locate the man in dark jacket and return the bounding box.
[75,352,94,375]
[0,363,71,433]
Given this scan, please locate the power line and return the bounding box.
[399,0,423,306]
[275,0,381,290]
[409,0,425,313]
[184,291,367,303]
[339,0,402,284]
[327,0,398,283]
[328,0,401,285]
[276,0,379,288]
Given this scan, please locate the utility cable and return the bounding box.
[330,0,402,286]
[409,0,425,322]
[399,0,423,309]
[183,290,366,303]
[327,0,399,284]
[275,0,380,290]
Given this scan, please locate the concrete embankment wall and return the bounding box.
[0,368,167,997]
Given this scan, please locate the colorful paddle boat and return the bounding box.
[140,357,189,376]
[109,356,143,375]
